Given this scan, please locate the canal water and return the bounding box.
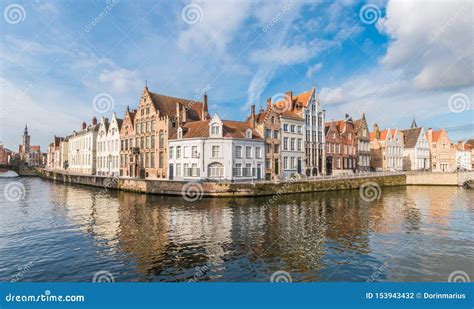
[0,177,472,282]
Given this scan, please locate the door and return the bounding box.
[257,164,262,180]
[169,164,174,180]
[326,157,333,175]
[297,158,302,174]
[274,159,279,175]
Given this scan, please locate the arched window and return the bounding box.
[208,162,224,178]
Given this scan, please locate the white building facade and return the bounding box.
[301,89,326,176]
[68,118,99,175]
[280,115,305,178]
[456,147,472,171]
[401,124,430,171]
[168,115,265,181]
[96,113,122,176]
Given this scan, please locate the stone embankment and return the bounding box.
[40,169,473,197]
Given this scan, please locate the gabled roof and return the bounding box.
[170,119,262,140]
[293,88,314,107]
[148,90,207,121]
[401,127,422,148]
[430,130,443,142]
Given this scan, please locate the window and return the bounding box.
[271,116,275,123]
[178,129,183,139]
[290,138,295,150]
[212,146,220,157]
[146,136,149,148]
[183,146,189,158]
[265,129,271,138]
[159,130,164,148]
[151,135,155,148]
[283,157,288,169]
[290,157,295,169]
[246,129,252,139]
[211,124,220,136]
[274,144,279,153]
[297,138,302,151]
[140,137,144,148]
[192,146,198,158]
[184,163,190,176]
[235,163,242,176]
[236,146,242,158]
[290,125,295,133]
[151,120,155,131]
[283,137,288,150]
[176,163,181,176]
[169,147,174,159]
[256,147,262,159]
[273,130,279,139]
[159,152,163,168]
[208,162,224,177]
[176,146,181,158]
[151,152,155,168]
[265,160,271,169]
[283,124,288,132]
[145,152,150,168]
[244,164,252,176]
[246,146,252,158]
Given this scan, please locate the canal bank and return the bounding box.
[39,170,473,197]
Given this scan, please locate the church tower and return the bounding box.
[23,124,30,153]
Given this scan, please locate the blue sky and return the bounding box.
[1,0,472,150]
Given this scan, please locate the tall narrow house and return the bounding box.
[129,85,209,179]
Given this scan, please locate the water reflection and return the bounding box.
[0,178,472,282]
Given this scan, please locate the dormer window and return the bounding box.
[211,124,220,136]
[177,127,183,139]
[245,129,252,139]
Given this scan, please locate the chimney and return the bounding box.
[92,117,97,125]
[286,91,294,111]
[374,123,380,139]
[266,97,272,110]
[427,128,433,142]
[202,93,209,119]
[182,103,187,123]
[126,105,130,112]
[250,105,256,129]
[176,102,181,124]
[82,121,87,130]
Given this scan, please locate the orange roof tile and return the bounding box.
[170,120,263,140]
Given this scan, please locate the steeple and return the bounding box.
[411,116,418,128]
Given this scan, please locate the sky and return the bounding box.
[1,0,473,151]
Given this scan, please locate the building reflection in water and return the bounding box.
[43,181,472,282]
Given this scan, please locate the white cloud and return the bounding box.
[177,0,252,54]
[99,68,142,93]
[306,62,322,78]
[250,45,312,65]
[378,0,473,90]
